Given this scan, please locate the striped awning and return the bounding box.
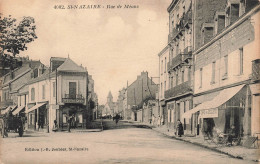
[12,105,25,115]
[1,105,17,115]
[25,103,46,114]
[182,84,245,119]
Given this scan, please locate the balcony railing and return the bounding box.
[182,11,192,27]
[167,47,193,72]
[164,81,192,99]
[62,94,85,104]
[171,53,183,69]
[182,46,192,62]
[251,59,260,82]
[0,99,13,108]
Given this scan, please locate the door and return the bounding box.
[69,82,77,99]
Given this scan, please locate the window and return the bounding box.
[211,62,216,84]
[181,70,184,83]
[53,82,56,97]
[164,81,166,91]
[239,48,243,74]
[31,88,35,101]
[42,85,45,99]
[161,60,163,75]
[165,57,167,73]
[69,82,77,99]
[199,68,203,88]
[224,55,228,77]
[161,83,163,98]
[171,76,174,88]
[188,67,191,81]
[176,72,179,85]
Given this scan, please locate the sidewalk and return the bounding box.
[127,120,259,162]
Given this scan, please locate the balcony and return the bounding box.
[168,33,173,43]
[164,81,192,99]
[171,53,183,69]
[251,59,260,82]
[167,48,193,72]
[62,94,85,104]
[182,11,192,27]
[0,99,13,108]
[182,46,192,62]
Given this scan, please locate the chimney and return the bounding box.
[50,57,66,72]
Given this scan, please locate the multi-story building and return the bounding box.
[126,71,158,121]
[25,57,91,132]
[183,1,259,139]
[159,0,227,134]
[0,60,45,116]
[116,87,127,118]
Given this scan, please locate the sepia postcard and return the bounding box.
[0,0,259,164]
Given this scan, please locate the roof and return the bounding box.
[57,58,86,73]
[27,70,56,85]
[50,57,66,61]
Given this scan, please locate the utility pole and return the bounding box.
[142,78,143,122]
[86,70,89,129]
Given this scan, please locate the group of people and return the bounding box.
[52,114,78,132]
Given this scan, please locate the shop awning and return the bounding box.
[25,103,46,114]
[12,105,25,115]
[1,105,17,115]
[182,84,245,118]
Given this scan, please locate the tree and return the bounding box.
[0,14,37,70]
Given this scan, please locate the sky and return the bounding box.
[1,0,172,104]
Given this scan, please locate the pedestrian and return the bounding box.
[66,114,72,132]
[115,114,120,124]
[52,120,58,132]
[176,119,184,137]
[161,116,164,125]
[157,116,161,127]
[152,114,156,125]
[227,125,236,146]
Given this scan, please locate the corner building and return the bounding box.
[159,0,227,134]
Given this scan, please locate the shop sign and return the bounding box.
[199,108,218,118]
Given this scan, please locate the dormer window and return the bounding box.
[201,23,214,45]
[225,1,240,27]
[214,12,225,35]
[33,69,38,78]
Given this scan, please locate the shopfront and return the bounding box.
[183,84,250,139]
[59,104,86,129]
[26,102,48,131]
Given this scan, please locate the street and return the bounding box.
[0,120,254,164]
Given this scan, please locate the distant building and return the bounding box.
[126,71,158,121]
[103,91,116,117]
[116,88,127,118]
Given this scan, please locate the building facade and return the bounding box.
[158,0,260,137]
[24,57,95,132]
[183,1,260,139]
[0,60,45,116]
[126,71,158,121]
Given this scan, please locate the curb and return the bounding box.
[152,128,260,162]
[127,122,258,163]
